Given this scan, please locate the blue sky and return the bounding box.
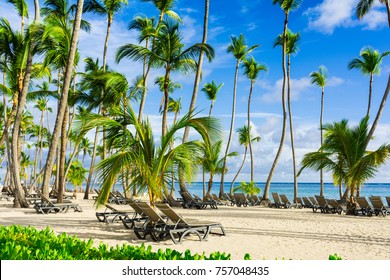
[1,0,390,184]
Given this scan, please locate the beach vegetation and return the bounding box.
[329,253,342,260]
[233,181,261,196]
[298,117,390,213]
[0,225,231,260]
[75,104,222,206]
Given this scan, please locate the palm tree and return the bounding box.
[41,0,85,200]
[75,104,222,206]
[229,125,260,193]
[154,75,181,113]
[298,117,390,213]
[202,140,237,197]
[242,56,266,183]
[67,160,87,192]
[356,0,390,27]
[355,1,390,147]
[263,0,301,203]
[116,20,215,137]
[233,181,261,196]
[348,47,390,117]
[220,34,258,198]
[202,81,223,117]
[310,65,328,196]
[274,29,300,201]
[79,136,93,164]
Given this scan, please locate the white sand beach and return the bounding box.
[1,196,389,260]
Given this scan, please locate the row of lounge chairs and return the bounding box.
[34,194,83,214]
[95,198,226,244]
[354,196,390,217]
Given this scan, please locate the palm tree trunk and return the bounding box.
[34,0,40,20]
[367,73,373,117]
[84,125,99,199]
[230,147,248,193]
[263,12,289,202]
[0,102,17,149]
[320,87,324,196]
[41,0,85,197]
[57,106,69,203]
[10,50,33,208]
[162,71,171,137]
[220,60,240,197]
[248,81,254,182]
[366,74,390,146]
[287,55,298,202]
[180,0,209,194]
[385,0,390,27]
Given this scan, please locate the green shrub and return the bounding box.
[0,225,231,260]
[329,253,342,260]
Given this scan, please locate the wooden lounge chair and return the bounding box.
[95,204,134,223]
[134,202,206,244]
[233,193,249,207]
[155,203,226,243]
[355,197,374,216]
[34,194,82,214]
[179,191,217,209]
[369,196,389,217]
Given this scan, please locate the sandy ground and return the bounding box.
[1,195,389,260]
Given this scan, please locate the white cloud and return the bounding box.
[304,0,388,34]
[260,77,313,103]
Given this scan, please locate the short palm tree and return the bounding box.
[348,46,390,117]
[202,81,223,117]
[220,34,258,197]
[229,125,260,193]
[75,104,222,206]
[67,160,88,192]
[233,181,261,196]
[310,65,328,196]
[242,56,266,183]
[298,117,390,212]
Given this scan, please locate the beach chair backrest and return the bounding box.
[126,199,146,216]
[155,203,187,226]
[40,194,54,206]
[105,204,119,212]
[369,196,385,209]
[386,197,390,208]
[309,197,318,205]
[326,199,338,208]
[272,192,281,203]
[302,197,312,206]
[315,195,327,207]
[136,202,165,223]
[356,197,371,208]
[280,194,290,204]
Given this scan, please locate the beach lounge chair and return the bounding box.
[269,192,282,208]
[250,195,261,206]
[302,197,314,209]
[155,203,226,243]
[133,202,207,244]
[211,193,227,205]
[120,198,149,229]
[34,194,82,214]
[295,197,304,209]
[279,194,292,208]
[369,196,389,217]
[108,191,127,205]
[314,195,330,213]
[221,193,235,206]
[95,204,134,223]
[179,191,217,209]
[227,193,236,205]
[355,197,374,216]
[325,199,346,215]
[233,193,249,207]
[386,197,390,208]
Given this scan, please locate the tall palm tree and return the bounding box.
[74,104,222,206]
[116,20,215,137]
[41,0,85,200]
[229,125,260,193]
[154,75,181,113]
[298,117,390,213]
[220,34,258,197]
[310,65,328,196]
[356,0,390,27]
[274,29,300,201]
[263,0,301,203]
[355,1,390,147]
[242,56,266,183]
[201,81,223,117]
[348,47,390,117]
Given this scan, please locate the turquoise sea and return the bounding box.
[172,182,390,200]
